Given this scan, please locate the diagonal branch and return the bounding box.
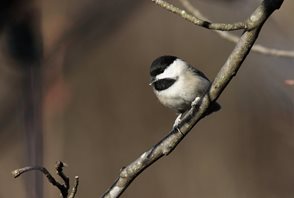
[179,0,294,58]
[101,0,284,197]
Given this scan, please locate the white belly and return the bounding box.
[154,73,210,112]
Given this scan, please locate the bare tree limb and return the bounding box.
[179,0,294,58]
[12,166,63,189]
[101,0,284,197]
[12,161,79,198]
[68,176,79,198]
[55,161,70,193]
[152,0,247,31]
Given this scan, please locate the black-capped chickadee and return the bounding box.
[149,55,220,126]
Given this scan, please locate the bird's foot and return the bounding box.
[173,113,182,128]
[191,96,201,108]
[175,126,184,136]
[173,114,184,136]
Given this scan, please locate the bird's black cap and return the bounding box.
[150,55,177,77]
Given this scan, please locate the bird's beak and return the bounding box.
[149,77,156,86]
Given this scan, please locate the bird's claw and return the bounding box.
[191,97,201,107]
[175,127,184,136]
[173,113,182,128]
[173,114,184,136]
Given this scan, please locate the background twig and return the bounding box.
[152,0,247,31]
[179,0,294,58]
[68,176,79,198]
[12,161,79,198]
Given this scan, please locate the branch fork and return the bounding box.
[12,161,79,198]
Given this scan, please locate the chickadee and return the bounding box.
[149,55,220,126]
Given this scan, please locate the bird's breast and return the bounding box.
[154,73,210,112]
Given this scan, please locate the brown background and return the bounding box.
[0,0,294,197]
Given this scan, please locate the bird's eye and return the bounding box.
[153,78,176,91]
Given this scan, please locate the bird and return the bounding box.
[149,55,220,127]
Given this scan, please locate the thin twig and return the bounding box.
[68,176,79,198]
[12,161,79,198]
[101,0,284,197]
[12,166,66,196]
[152,0,247,31]
[179,0,294,58]
[56,161,70,193]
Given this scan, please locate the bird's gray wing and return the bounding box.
[189,65,210,81]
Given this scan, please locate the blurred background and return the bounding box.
[0,0,294,197]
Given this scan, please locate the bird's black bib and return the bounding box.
[153,78,176,91]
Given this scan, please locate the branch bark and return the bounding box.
[101,0,284,197]
[152,0,248,31]
[12,161,79,198]
[179,0,294,58]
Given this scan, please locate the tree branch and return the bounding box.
[12,161,79,198]
[152,0,247,31]
[68,176,79,198]
[101,0,284,197]
[179,0,294,58]
[12,166,64,190]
